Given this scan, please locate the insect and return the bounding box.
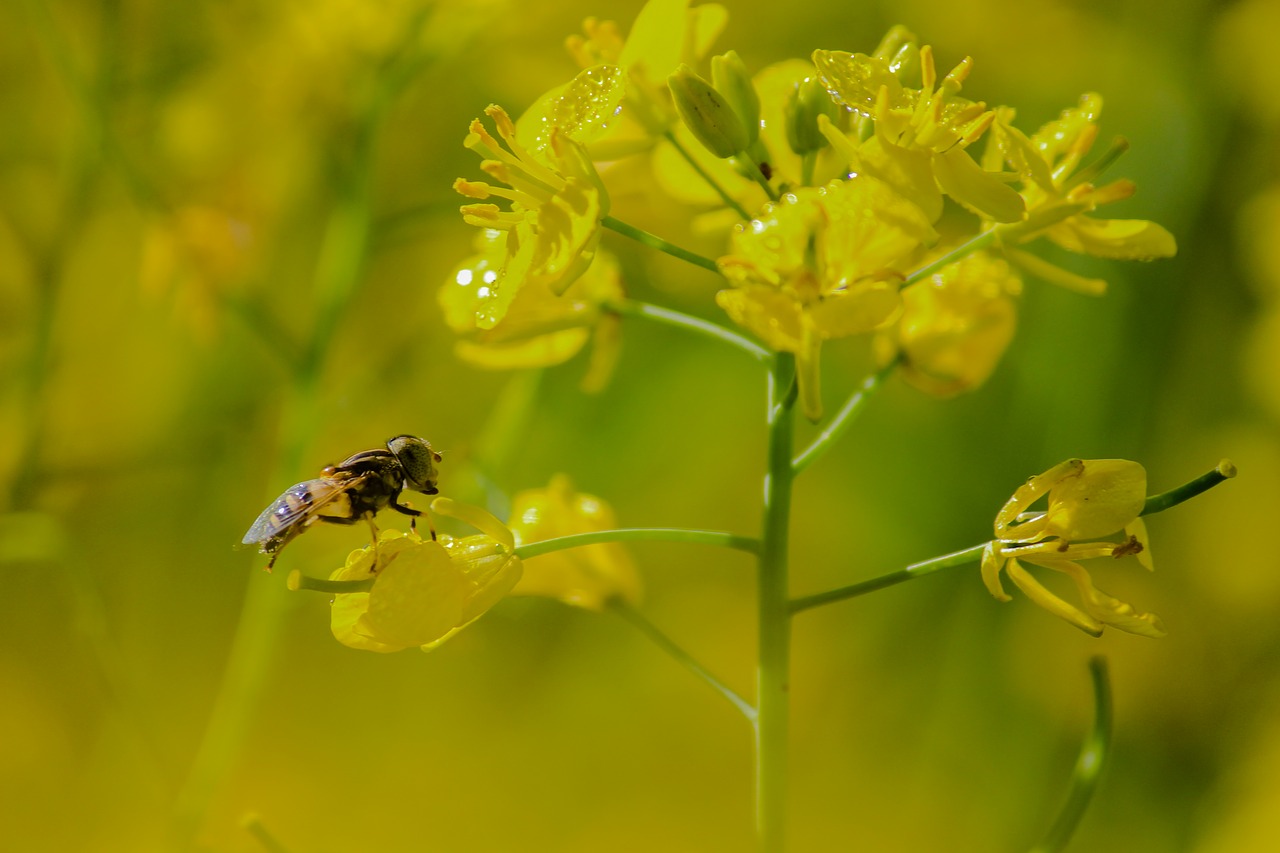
[240,435,443,571]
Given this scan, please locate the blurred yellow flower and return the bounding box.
[716,177,936,419]
[140,205,255,341]
[508,474,640,610]
[328,513,522,653]
[440,233,625,392]
[814,42,1025,224]
[454,105,610,327]
[989,95,1177,274]
[873,251,1021,397]
[981,458,1166,638]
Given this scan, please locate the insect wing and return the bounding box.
[240,475,366,547]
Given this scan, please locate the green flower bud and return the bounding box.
[710,50,760,147]
[785,77,842,156]
[667,63,749,159]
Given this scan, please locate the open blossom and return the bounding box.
[988,94,1177,287]
[981,459,1166,638]
[813,36,1025,224]
[507,474,640,610]
[717,177,936,419]
[873,250,1022,397]
[327,501,522,653]
[454,105,610,329]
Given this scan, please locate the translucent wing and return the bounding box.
[239,473,370,551]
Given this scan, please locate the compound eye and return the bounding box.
[387,435,440,492]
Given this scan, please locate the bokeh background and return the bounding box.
[2,0,1278,850]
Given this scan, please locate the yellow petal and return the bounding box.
[855,135,943,223]
[1124,517,1155,571]
[455,329,589,370]
[1007,559,1103,637]
[981,542,1012,601]
[363,543,470,648]
[931,146,1025,223]
[517,65,626,155]
[1001,246,1107,296]
[1046,217,1178,261]
[1060,560,1167,638]
[1044,459,1146,540]
[807,282,901,338]
[810,50,910,117]
[715,285,805,352]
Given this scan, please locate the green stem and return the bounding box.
[514,527,761,560]
[1141,459,1236,517]
[757,355,797,852]
[288,572,375,594]
[790,544,986,615]
[664,130,751,219]
[1029,656,1112,853]
[602,215,722,274]
[242,813,293,853]
[800,151,817,188]
[610,601,757,722]
[609,299,772,363]
[736,152,780,201]
[792,360,897,475]
[902,228,999,288]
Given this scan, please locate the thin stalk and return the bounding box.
[800,151,817,188]
[611,601,757,722]
[664,130,751,219]
[1029,656,1112,853]
[757,355,797,852]
[515,527,761,560]
[602,215,722,274]
[902,228,999,288]
[792,360,897,474]
[1141,459,1236,517]
[609,299,772,363]
[790,544,986,615]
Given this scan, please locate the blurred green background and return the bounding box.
[3,0,1278,850]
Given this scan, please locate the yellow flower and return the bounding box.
[988,95,1177,277]
[328,502,522,653]
[813,39,1025,224]
[507,474,640,610]
[454,104,609,327]
[981,459,1166,638]
[716,177,936,419]
[873,251,1021,397]
[440,231,625,392]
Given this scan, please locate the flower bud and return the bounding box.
[667,63,749,159]
[710,50,760,147]
[785,76,842,156]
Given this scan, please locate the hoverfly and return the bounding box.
[240,435,442,571]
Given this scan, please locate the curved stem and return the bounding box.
[1141,459,1236,517]
[610,601,757,722]
[792,360,897,474]
[515,527,761,560]
[1029,656,1112,853]
[609,299,773,363]
[790,544,986,615]
[902,228,998,288]
[664,130,751,219]
[602,215,722,274]
[757,355,797,852]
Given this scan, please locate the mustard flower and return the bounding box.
[873,251,1021,397]
[988,95,1177,277]
[327,501,522,653]
[508,474,640,610]
[813,41,1025,224]
[717,177,936,419]
[454,105,610,328]
[981,459,1166,638]
[440,231,624,392]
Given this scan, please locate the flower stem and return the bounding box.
[1141,459,1236,517]
[757,354,797,852]
[609,298,773,363]
[288,571,374,594]
[789,543,986,615]
[602,215,722,274]
[800,151,817,187]
[902,228,999,288]
[1028,656,1112,853]
[242,813,293,853]
[792,359,897,474]
[736,152,780,201]
[664,130,752,219]
[610,601,757,722]
[514,527,762,560]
